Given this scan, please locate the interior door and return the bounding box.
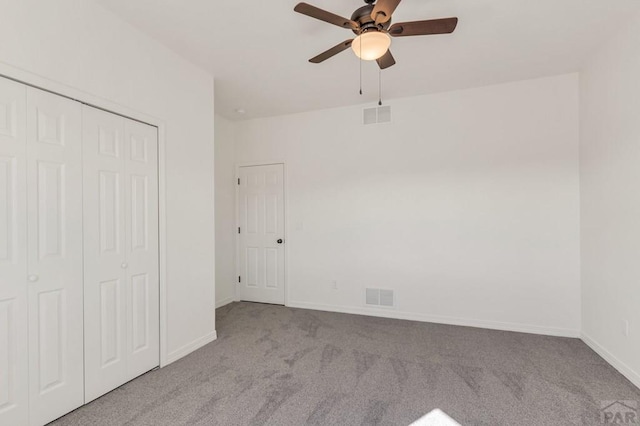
[25,87,85,425]
[83,106,159,402]
[123,119,159,379]
[238,164,285,305]
[82,106,128,402]
[0,76,28,426]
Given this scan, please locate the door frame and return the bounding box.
[235,161,289,306]
[0,62,170,367]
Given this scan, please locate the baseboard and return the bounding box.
[581,332,640,390]
[287,301,580,338]
[166,330,217,365]
[216,296,235,309]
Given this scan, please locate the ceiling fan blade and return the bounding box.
[371,0,402,24]
[294,3,358,30]
[376,50,396,69]
[389,17,458,37]
[309,40,354,63]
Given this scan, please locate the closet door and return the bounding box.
[83,107,128,402]
[124,120,159,379]
[0,77,28,426]
[25,87,84,425]
[83,106,159,402]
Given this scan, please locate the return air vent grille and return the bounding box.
[365,288,395,308]
[363,106,392,125]
[377,106,391,123]
[363,107,377,125]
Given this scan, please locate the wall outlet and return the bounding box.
[623,320,630,337]
[332,280,338,290]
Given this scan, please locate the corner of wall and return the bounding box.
[214,113,238,310]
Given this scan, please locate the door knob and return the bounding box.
[121,262,129,269]
[28,275,39,283]
[277,239,284,244]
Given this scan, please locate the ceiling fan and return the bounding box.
[294,0,458,69]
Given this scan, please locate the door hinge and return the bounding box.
[238,227,241,234]
[238,276,241,283]
[237,178,240,185]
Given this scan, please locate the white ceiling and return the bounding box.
[93,0,640,120]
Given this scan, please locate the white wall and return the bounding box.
[580,13,640,388]
[235,74,581,336]
[0,0,216,363]
[214,114,236,308]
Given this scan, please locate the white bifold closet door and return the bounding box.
[0,74,29,426]
[82,105,159,403]
[26,87,84,425]
[0,78,84,426]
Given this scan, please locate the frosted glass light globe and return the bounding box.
[352,32,391,61]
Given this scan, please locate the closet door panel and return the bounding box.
[0,78,28,426]
[124,120,159,378]
[83,106,128,402]
[26,87,84,426]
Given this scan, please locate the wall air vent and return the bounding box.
[365,288,395,308]
[363,107,377,125]
[363,105,392,125]
[377,106,391,123]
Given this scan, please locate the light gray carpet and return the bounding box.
[53,302,640,425]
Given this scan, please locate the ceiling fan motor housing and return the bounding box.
[351,4,391,34]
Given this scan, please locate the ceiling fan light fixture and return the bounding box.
[351,31,391,61]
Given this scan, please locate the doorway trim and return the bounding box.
[235,161,289,306]
[0,62,170,367]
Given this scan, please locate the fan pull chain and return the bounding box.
[359,42,363,95]
[378,68,382,106]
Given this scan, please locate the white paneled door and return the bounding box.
[238,164,285,305]
[123,119,159,379]
[25,87,85,425]
[0,75,29,426]
[0,75,161,424]
[83,106,159,403]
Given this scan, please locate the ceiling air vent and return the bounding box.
[363,106,392,125]
[365,288,395,308]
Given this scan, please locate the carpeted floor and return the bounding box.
[52,302,640,425]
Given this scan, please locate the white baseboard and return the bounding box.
[287,301,580,338]
[581,332,640,390]
[165,331,217,365]
[216,296,235,309]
